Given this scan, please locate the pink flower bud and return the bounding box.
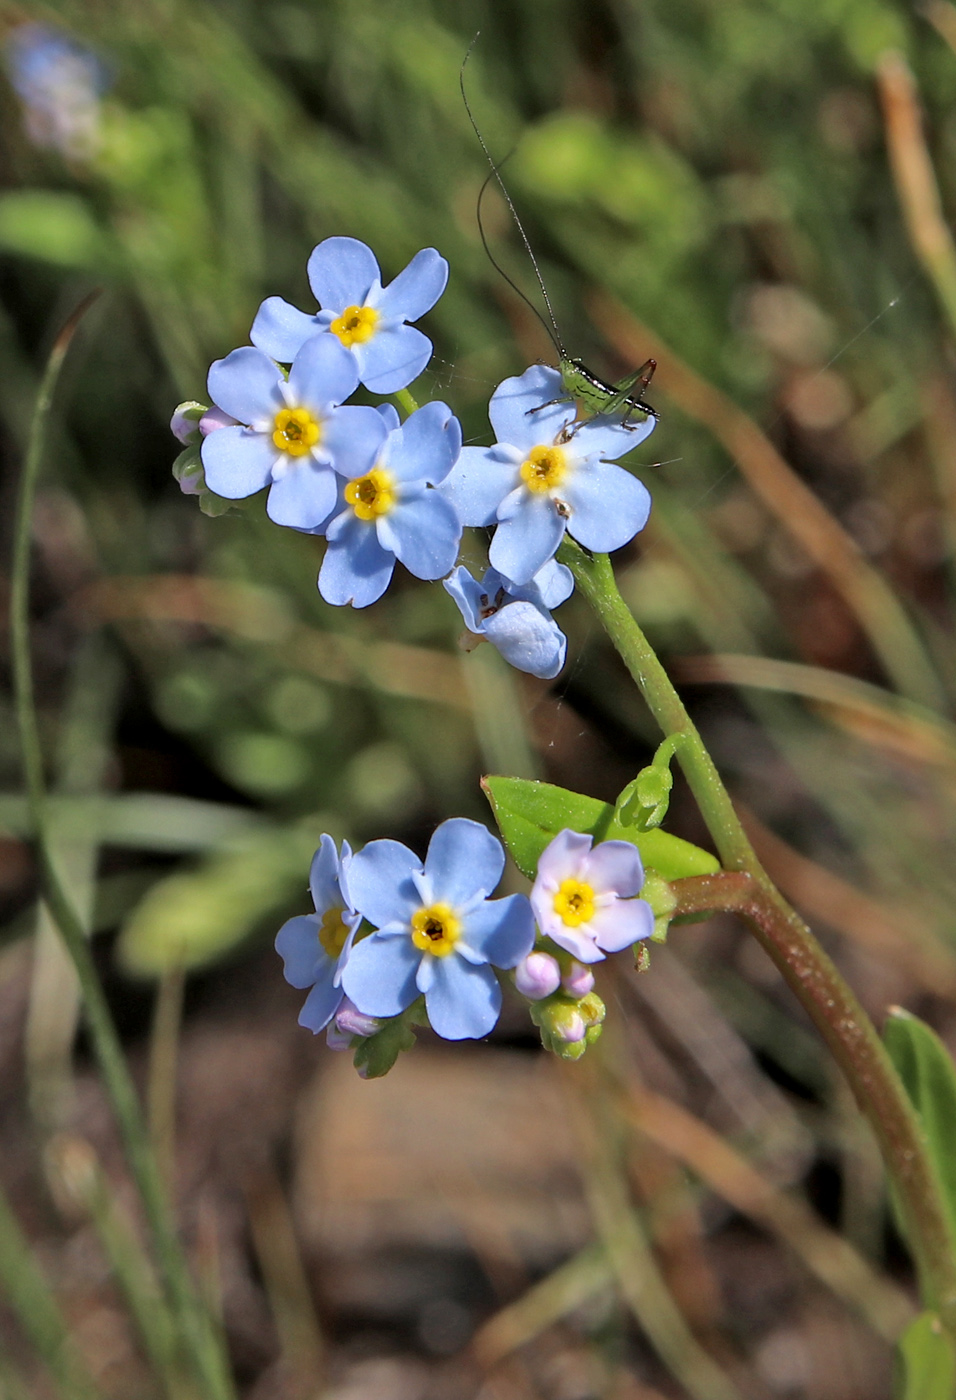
[325,1023,352,1051]
[514,952,561,1000]
[199,406,237,435]
[562,960,594,997]
[334,997,381,1039]
[551,1008,587,1043]
[169,402,203,443]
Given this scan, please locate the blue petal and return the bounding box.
[340,932,421,1018]
[208,346,284,424]
[489,495,566,585]
[307,237,380,311]
[287,333,359,413]
[266,463,338,530]
[378,492,461,581]
[275,914,321,989]
[250,296,321,364]
[356,324,433,394]
[424,957,501,1040]
[386,401,462,485]
[347,838,422,928]
[589,897,654,953]
[375,247,449,321]
[201,427,276,499]
[377,403,401,432]
[437,446,518,527]
[319,515,395,608]
[488,365,575,454]
[443,566,485,634]
[582,840,644,897]
[298,967,345,1033]
[323,405,389,479]
[460,893,535,968]
[530,559,574,610]
[561,461,651,553]
[424,818,504,906]
[574,410,656,460]
[483,600,567,679]
[309,833,342,912]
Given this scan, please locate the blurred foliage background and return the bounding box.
[4,0,956,1396]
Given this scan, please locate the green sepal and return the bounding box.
[884,1008,956,1251]
[353,998,426,1079]
[172,443,202,483]
[895,1311,956,1400]
[481,775,719,882]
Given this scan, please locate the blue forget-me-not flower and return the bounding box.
[530,829,654,964]
[318,400,463,608]
[341,818,535,1040]
[444,558,573,679]
[440,364,654,585]
[275,836,362,1033]
[251,237,448,394]
[201,335,386,530]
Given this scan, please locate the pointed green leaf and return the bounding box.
[896,1312,956,1400]
[481,776,719,881]
[884,1008,956,1250]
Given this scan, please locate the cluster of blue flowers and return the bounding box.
[175,236,660,1064]
[276,821,653,1056]
[173,236,655,680]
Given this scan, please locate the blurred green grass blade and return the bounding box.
[896,1311,956,1400]
[884,1008,956,1249]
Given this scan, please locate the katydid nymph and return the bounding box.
[460,46,658,434]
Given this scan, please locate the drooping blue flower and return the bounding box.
[251,237,448,394]
[440,365,654,585]
[444,558,573,679]
[341,819,535,1040]
[530,829,654,964]
[318,399,463,608]
[275,836,362,1033]
[200,336,387,530]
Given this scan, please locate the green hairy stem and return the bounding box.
[559,539,956,1333]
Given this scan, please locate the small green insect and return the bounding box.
[460,43,658,433]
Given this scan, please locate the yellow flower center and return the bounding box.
[344,466,395,520]
[553,878,595,928]
[330,304,380,347]
[273,406,321,457]
[318,906,351,958]
[520,444,568,493]
[410,902,461,958]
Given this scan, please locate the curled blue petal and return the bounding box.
[340,932,421,1018]
[319,513,395,608]
[201,426,276,499]
[443,566,486,633]
[356,323,433,394]
[208,346,284,425]
[530,559,574,610]
[425,957,501,1040]
[483,599,567,679]
[377,403,401,432]
[298,967,345,1033]
[487,365,574,454]
[561,460,651,553]
[275,914,322,989]
[374,247,449,322]
[307,237,380,311]
[309,833,345,912]
[250,296,321,364]
[347,838,422,928]
[424,818,504,908]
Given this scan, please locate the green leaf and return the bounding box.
[117,831,316,976]
[0,193,114,269]
[896,1312,956,1400]
[884,1008,956,1249]
[352,1001,423,1079]
[481,776,720,882]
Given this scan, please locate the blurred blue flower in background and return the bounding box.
[201,336,386,529]
[444,558,573,679]
[341,818,535,1039]
[251,237,448,393]
[5,23,107,159]
[318,400,463,608]
[440,364,654,584]
[275,836,362,1033]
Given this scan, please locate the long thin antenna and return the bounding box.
[461,34,567,358]
[474,158,561,354]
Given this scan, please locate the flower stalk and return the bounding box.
[559,539,956,1331]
